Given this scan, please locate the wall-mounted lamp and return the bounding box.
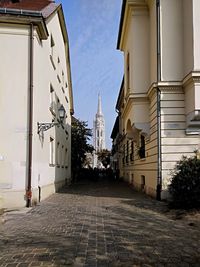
[37,105,66,134]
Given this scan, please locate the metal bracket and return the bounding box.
[37,122,59,134]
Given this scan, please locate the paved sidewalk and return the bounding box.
[0,180,199,267]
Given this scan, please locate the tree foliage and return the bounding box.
[71,117,94,174]
[97,149,111,168]
[168,151,200,209]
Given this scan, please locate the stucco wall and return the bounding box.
[33,12,71,198]
[160,87,199,197]
[0,12,72,208]
[183,0,193,76]
[0,24,30,207]
[193,0,200,70]
[160,0,183,81]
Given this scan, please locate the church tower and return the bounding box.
[93,94,105,167]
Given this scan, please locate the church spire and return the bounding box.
[97,93,102,115]
[93,93,106,168]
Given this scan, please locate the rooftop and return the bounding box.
[0,0,52,10]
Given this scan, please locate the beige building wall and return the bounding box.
[0,9,73,208]
[115,0,200,199]
[160,0,183,81]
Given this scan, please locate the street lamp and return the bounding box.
[37,105,66,134]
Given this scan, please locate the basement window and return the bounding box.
[11,0,20,3]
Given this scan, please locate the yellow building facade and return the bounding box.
[112,0,200,199]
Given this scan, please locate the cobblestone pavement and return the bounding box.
[0,180,200,267]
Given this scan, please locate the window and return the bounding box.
[126,140,129,163]
[50,35,56,69]
[61,145,64,167]
[62,71,64,84]
[57,74,61,83]
[50,85,56,115]
[64,148,68,168]
[56,142,60,166]
[141,175,145,191]
[123,144,125,165]
[130,141,134,161]
[49,137,55,166]
[50,35,55,56]
[56,95,60,104]
[138,135,145,159]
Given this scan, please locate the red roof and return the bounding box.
[0,0,55,12]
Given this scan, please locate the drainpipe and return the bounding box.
[156,0,162,200]
[26,23,34,207]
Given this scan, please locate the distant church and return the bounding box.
[93,94,106,168]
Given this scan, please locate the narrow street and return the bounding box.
[0,180,199,267]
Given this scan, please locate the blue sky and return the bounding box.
[61,0,123,148]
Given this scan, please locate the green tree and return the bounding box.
[97,149,111,168]
[71,117,94,179]
[168,151,200,209]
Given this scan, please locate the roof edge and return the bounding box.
[116,77,124,110]
[117,0,126,50]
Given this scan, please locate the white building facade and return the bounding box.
[0,0,74,209]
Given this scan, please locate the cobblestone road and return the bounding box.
[0,180,200,267]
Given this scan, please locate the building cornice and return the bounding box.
[0,13,48,39]
[117,0,148,50]
[147,81,183,99]
[182,71,200,87]
[121,92,149,119]
[147,71,200,98]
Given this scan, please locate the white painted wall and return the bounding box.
[0,11,72,208]
[0,24,29,207]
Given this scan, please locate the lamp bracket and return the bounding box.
[37,122,59,134]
